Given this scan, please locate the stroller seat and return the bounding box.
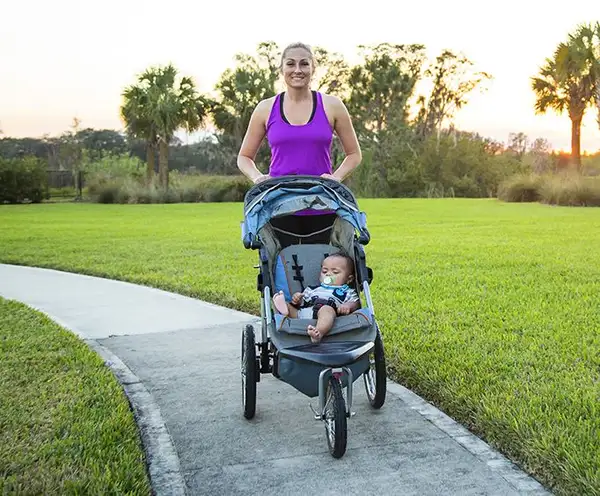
[273,243,373,336]
[270,243,376,397]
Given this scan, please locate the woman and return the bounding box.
[237,41,361,183]
[237,42,362,245]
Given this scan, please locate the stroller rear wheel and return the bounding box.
[324,375,347,458]
[241,324,257,419]
[364,324,386,409]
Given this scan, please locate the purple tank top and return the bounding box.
[266,91,333,177]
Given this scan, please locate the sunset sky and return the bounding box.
[1,0,599,152]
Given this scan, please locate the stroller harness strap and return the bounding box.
[291,254,305,291]
[276,244,343,302]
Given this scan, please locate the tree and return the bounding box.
[121,64,207,188]
[209,41,280,170]
[76,128,128,160]
[121,85,159,184]
[313,47,350,97]
[342,43,426,193]
[531,23,600,169]
[527,137,554,173]
[346,43,426,143]
[415,50,491,139]
[507,132,529,159]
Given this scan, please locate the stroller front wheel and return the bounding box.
[241,324,257,419]
[324,376,347,458]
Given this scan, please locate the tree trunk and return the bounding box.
[146,143,155,186]
[596,87,600,132]
[570,114,582,170]
[158,139,169,190]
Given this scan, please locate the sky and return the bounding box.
[1,0,599,152]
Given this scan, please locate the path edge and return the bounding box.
[0,292,187,496]
[86,339,187,496]
[386,382,551,494]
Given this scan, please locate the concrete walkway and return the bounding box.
[0,263,551,496]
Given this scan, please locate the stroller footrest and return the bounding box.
[279,341,374,367]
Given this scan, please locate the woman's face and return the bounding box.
[281,48,313,89]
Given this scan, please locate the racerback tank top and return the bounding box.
[266,91,333,177]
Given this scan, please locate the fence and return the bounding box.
[47,170,85,198]
[48,170,84,188]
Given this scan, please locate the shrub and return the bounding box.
[49,186,78,199]
[83,154,144,181]
[0,156,48,204]
[539,173,600,207]
[498,172,600,206]
[87,173,250,204]
[497,174,544,203]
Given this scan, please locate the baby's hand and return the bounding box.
[337,304,353,316]
[291,292,303,305]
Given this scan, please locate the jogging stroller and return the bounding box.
[240,175,386,458]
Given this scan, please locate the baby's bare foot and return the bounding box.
[272,291,289,315]
[307,325,321,343]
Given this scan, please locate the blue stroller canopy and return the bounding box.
[242,176,370,249]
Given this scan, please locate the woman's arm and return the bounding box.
[326,96,362,182]
[237,100,270,183]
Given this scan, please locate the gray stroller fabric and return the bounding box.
[258,217,356,282]
[277,243,342,294]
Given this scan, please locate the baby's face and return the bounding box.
[320,256,352,286]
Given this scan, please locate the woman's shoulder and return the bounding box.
[256,95,278,112]
[319,92,348,114]
[251,96,278,123]
[319,92,344,105]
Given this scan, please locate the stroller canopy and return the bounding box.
[242,176,370,249]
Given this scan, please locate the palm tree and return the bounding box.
[121,85,158,185]
[531,23,600,169]
[121,64,207,189]
[568,23,600,139]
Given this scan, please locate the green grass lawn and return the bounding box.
[1,199,599,495]
[0,297,151,494]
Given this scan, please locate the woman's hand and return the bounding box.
[320,173,340,182]
[253,174,271,184]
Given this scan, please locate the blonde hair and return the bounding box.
[280,42,315,70]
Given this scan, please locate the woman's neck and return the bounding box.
[285,86,312,103]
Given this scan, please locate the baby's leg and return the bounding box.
[287,304,298,318]
[307,306,336,343]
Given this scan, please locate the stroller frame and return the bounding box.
[240,175,386,458]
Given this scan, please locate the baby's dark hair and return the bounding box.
[324,252,355,274]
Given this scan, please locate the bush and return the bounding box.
[0,156,48,204]
[87,173,250,204]
[83,154,144,181]
[539,173,600,207]
[497,174,544,203]
[498,173,600,206]
[48,186,78,199]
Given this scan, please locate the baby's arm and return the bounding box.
[290,292,303,307]
[337,289,360,315]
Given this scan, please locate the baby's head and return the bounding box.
[320,253,355,286]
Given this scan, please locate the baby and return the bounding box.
[272,253,360,343]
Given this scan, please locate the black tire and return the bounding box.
[324,376,347,458]
[241,324,257,419]
[364,325,386,409]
